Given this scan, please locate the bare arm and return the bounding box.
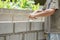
[29,9,56,19]
[34,9,55,16]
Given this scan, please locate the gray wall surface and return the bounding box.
[0,9,45,40]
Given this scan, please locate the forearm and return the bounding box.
[34,9,56,17]
[32,9,43,14]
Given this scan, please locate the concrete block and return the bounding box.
[38,32,45,40]
[0,14,12,21]
[24,32,37,40]
[0,23,13,34]
[15,22,30,33]
[29,17,45,22]
[0,9,9,14]
[13,10,33,22]
[1,9,10,14]
[0,37,4,40]
[31,22,43,31]
[13,10,33,14]
[0,9,2,14]
[6,34,22,40]
[13,13,29,21]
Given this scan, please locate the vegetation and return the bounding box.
[0,0,40,10]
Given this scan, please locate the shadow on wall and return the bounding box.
[34,0,46,5]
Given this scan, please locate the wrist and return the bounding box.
[30,14,36,18]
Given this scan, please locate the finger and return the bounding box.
[29,16,34,20]
[29,17,37,20]
[29,17,34,20]
[34,17,37,19]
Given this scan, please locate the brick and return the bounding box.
[0,23,13,34]
[24,32,37,40]
[31,22,43,31]
[38,32,45,40]
[0,37,4,40]
[15,22,30,33]
[6,34,22,40]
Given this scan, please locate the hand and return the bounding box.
[29,14,37,20]
[29,10,42,20]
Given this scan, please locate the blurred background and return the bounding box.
[0,0,46,10]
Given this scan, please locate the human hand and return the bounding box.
[29,13,37,20]
[29,10,42,20]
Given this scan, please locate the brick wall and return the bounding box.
[0,9,45,40]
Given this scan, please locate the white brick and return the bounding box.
[0,37,4,40]
[15,22,30,33]
[24,32,37,40]
[0,23,13,34]
[38,32,45,40]
[6,34,22,40]
[31,22,43,31]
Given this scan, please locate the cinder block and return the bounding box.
[24,32,37,40]
[13,13,29,21]
[0,14,12,21]
[9,9,14,14]
[15,22,30,33]
[29,17,45,22]
[0,23,13,34]
[31,22,43,31]
[13,10,33,14]
[13,10,23,14]
[1,9,10,14]
[0,37,4,40]
[6,34,22,40]
[0,9,2,14]
[13,10,33,22]
[38,32,45,40]
[0,9,9,14]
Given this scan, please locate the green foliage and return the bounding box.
[0,0,40,10]
[0,0,13,9]
[3,0,12,9]
[0,0,4,8]
[20,0,28,8]
[31,3,40,11]
[12,0,15,3]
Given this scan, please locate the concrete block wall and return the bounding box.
[0,9,45,40]
[15,22,30,33]
[0,23,13,34]
[6,34,23,40]
[31,22,43,31]
[0,22,45,40]
[0,37,4,40]
[0,32,45,40]
[0,22,44,40]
